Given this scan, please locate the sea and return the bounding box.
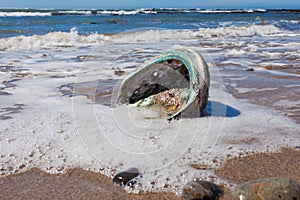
[1,8,300,38]
[0,8,299,195]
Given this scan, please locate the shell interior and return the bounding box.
[122,58,191,117]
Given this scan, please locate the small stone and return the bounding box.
[265,65,273,70]
[189,163,212,170]
[114,70,125,76]
[0,115,12,120]
[112,167,140,186]
[0,91,12,95]
[233,177,300,200]
[182,180,223,200]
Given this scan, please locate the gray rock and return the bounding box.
[182,180,223,200]
[112,167,140,187]
[233,177,300,200]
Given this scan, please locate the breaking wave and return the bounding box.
[0,24,292,52]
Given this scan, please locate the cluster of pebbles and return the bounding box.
[113,167,300,200]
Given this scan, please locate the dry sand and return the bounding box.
[1,148,299,199]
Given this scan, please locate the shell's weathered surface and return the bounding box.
[118,48,210,119]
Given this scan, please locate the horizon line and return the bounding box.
[1,7,299,10]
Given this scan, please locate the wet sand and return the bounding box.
[216,147,300,184]
[1,148,300,199]
[219,147,300,199]
[220,65,300,124]
[0,168,182,200]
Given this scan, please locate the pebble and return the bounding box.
[189,163,212,170]
[112,167,141,187]
[233,177,300,200]
[182,180,223,200]
[114,70,125,76]
[0,91,12,95]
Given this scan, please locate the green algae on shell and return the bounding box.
[118,48,210,119]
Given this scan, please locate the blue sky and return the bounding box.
[1,0,299,9]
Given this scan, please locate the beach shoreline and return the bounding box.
[1,147,299,199]
[1,9,299,199]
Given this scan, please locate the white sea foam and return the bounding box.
[234,87,278,94]
[57,10,93,15]
[0,8,159,17]
[196,24,283,37]
[196,10,232,13]
[0,11,51,17]
[273,99,300,107]
[195,9,266,13]
[0,41,299,195]
[225,49,247,56]
[0,24,292,52]
[97,9,157,15]
[255,9,267,12]
[255,67,300,77]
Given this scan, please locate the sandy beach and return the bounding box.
[1,8,299,200]
[1,147,299,199]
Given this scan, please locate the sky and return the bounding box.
[0,0,299,9]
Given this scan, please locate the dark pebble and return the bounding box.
[182,180,223,200]
[112,167,141,186]
[114,70,125,76]
[0,91,12,95]
[0,115,12,120]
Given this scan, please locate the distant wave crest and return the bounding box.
[0,8,158,17]
[0,8,272,17]
[0,11,51,17]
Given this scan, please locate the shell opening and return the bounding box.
[129,59,190,117]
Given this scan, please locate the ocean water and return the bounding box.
[0,8,299,194]
[0,8,300,38]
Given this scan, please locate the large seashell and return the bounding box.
[118,48,210,119]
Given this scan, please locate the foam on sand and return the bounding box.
[0,41,299,195]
